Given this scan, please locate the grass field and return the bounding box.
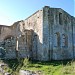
[1,59,75,75]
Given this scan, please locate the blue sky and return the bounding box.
[0,0,74,26]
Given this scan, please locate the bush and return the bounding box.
[23,58,29,68]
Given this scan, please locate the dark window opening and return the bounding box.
[59,13,63,25]
[62,34,68,47]
[55,32,60,47]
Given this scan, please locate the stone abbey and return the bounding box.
[0,6,75,61]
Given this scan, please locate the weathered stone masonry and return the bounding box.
[0,6,75,61]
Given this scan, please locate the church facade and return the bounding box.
[0,6,75,61]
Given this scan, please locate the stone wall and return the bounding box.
[0,6,75,61]
[72,17,75,58]
[43,6,75,61]
[0,25,12,42]
[23,10,43,60]
[0,24,33,59]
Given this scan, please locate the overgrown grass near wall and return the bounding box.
[1,59,75,75]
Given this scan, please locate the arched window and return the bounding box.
[59,13,63,25]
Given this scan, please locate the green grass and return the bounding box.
[1,59,75,75]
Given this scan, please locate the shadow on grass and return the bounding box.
[31,59,73,66]
[1,59,74,72]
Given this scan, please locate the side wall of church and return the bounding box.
[23,10,43,60]
[72,17,75,58]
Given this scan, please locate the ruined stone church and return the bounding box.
[0,6,75,61]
